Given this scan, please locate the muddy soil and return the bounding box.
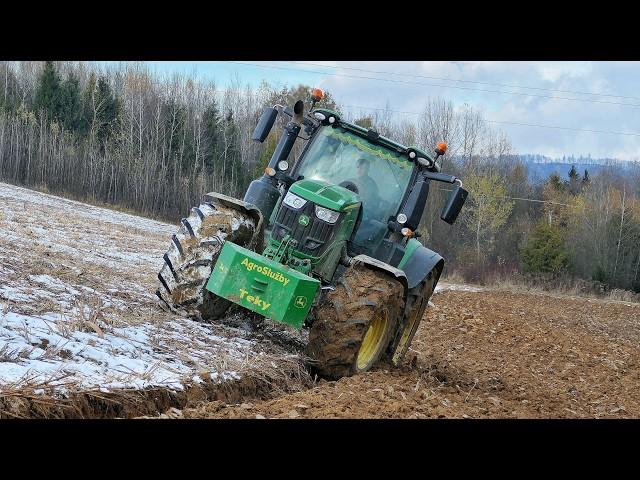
[184,289,640,419]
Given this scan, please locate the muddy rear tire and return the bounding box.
[156,201,258,321]
[305,263,404,380]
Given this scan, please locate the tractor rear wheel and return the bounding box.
[305,263,404,380]
[156,200,258,321]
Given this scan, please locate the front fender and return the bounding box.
[398,239,445,290]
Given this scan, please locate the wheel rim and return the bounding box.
[356,310,388,371]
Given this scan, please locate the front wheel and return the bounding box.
[305,263,404,380]
[156,200,258,321]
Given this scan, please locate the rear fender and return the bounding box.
[203,192,265,250]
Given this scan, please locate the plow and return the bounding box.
[156,89,468,379]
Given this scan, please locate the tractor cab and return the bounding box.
[291,124,414,257]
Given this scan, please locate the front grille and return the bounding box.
[272,202,340,256]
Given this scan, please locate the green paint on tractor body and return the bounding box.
[397,238,422,270]
[206,178,360,328]
[289,179,361,211]
[206,241,320,329]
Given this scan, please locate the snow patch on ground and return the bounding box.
[0,306,251,392]
[0,182,277,396]
[435,282,484,293]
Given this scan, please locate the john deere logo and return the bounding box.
[294,296,308,308]
[298,214,310,226]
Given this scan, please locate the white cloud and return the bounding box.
[179,60,640,161]
[331,61,640,160]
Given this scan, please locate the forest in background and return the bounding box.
[0,61,639,293]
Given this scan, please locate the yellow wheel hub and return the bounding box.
[356,311,389,371]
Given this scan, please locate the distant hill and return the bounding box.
[517,154,639,184]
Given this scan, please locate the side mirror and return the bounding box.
[440,185,468,224]
[399,180,429,230]
[252,107,278,142]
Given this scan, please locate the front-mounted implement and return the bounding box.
[206,242,319,329]
[156,88,468,379]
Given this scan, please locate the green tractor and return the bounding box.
[156,89,468,379]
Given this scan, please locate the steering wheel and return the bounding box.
[339,181,359,194]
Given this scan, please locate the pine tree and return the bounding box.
[0,63,20,113]
[520,221,570,274]
[548,172,564,192]
[566,165,582,195]
[95,77,120,143]
[202,99,221,173]
[59,73,83,132]
[33,61,63,121]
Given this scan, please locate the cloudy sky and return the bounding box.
[133,61,640,161]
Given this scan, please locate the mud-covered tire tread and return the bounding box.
[163,253,178,280]
[156,289,175,312]
[192,207,205,221]
[181,218,195,237]
[172,235,184,257]
[158,272,172,294]
[157,201,258,321]
[389,272,437,365]
[305,264,404,380]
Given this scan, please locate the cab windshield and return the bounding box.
[296,126,413,222]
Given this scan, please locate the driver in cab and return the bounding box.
[352,157,379,213]
[347,156,385,254]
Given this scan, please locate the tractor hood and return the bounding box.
[289,179,361,212]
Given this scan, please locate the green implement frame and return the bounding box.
[206,242,320,329]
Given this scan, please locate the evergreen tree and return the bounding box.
[566,165,582,195]
[59,73,83,132]
[33,61,63,121]
[94,77,120,143]
[520,221,570,274]
[568,165,578,180]
[0,64,20,113]
[202,99,221,173]
[82,73,120,143]
[548,172,564,192]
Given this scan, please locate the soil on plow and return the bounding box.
[184,289,640,419]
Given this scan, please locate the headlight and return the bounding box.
[277,160,289,171]
[396,213,407,224]
[283,191,307,209]
[315,205,340,224]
